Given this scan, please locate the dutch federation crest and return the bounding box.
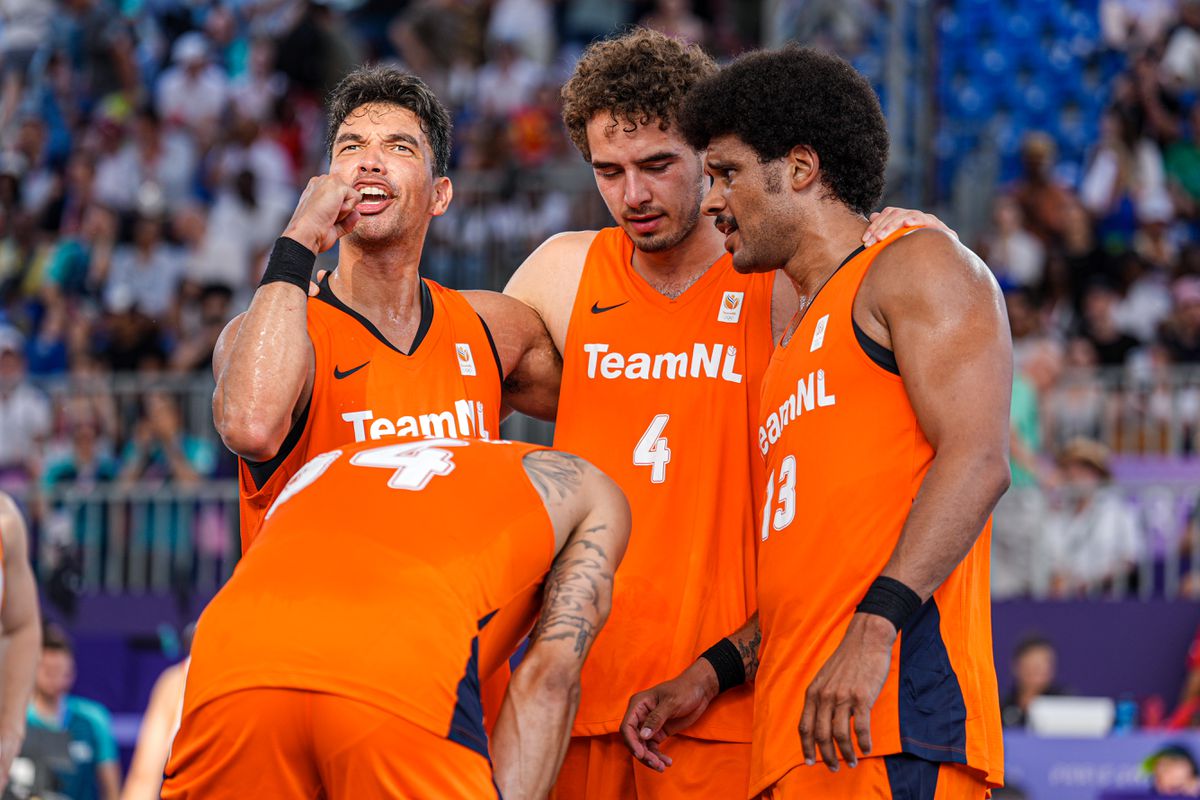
[718,291,744,323]
[456,343,477,376]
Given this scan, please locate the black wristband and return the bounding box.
[260,236,316,292]
[856,576,923,632]
[699,638,745,694]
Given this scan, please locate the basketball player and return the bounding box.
[214,66,560,553]
[627,47,1010,798]
[0,494,40,792]
[160,439,628,799]
[504,28,952,799]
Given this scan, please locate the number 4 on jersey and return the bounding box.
[634,414,672,483]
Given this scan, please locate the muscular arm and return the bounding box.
[462,291,562,421]
[491,451,630,800]
[119,661,186,800]
[212,177,360,462]
[867,230,1013,601]
[799,230,1012,770]
[503,231,595,354]
[0,495,40,790]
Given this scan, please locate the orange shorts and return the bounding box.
[551,732,751,800]
[756,755,991,800]
[161,688,498,799]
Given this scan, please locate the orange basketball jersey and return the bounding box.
[553,226,775,741]
[751,228,1003,794]
[185,438,554,762]
[237,275,502,552]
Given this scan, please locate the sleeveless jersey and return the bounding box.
[751,228,1003,793]
[237,276,502,552]
[553,227,774,741]
[187,438,554,762]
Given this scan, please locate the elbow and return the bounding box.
[511,655,582,702]
[983,450,1012,504]
[216,416,285,463]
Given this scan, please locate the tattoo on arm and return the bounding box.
[523,450,586,504]
[730,613,762,683]
[530,524,613,658]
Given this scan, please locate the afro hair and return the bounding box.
[678,47,888,217]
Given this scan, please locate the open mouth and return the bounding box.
[355,185,393,214]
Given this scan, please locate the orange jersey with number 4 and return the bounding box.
[237,276,502,552]
[552,227,775,741]
[187,438,554,762]
[752,228,1003,794]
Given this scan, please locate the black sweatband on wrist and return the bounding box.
[856,576,923,632]
[699,638,746,694]
[260,236,316,292]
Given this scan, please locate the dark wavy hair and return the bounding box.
[325,65,452,176]
[678,47,888,216]
[561,28,717,163]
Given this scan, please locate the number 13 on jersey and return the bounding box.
[634,414,672,483]
[762,455,796,541]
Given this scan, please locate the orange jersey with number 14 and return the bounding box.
[552,227,775,741]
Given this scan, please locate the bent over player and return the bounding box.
[628,47,1011,799]
[161,438,629,799]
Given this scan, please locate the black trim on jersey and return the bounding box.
[476,313,505,380]
[785,245,868,344]
[242,396,313,491]
[839,244,866,269]
[853,317,900,375]
[315,272,434,356]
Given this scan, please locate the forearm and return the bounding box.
[214,282,311,459]
[0,620,37,739]
[881,448,1010,601]
[491,665,579,800]
[726,612,762,683]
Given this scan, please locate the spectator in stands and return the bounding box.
[95,293,166,373]
[102,211,185,327]
[1081,108,1170,248]
[1165,103,1200,221]
[1162,276,1200,363]
[118,390,215,487]
[1081,279,1142,366]
[1045,337,1109,451]
[1046,437,1143,595]
[1001,635,1066,728]
[475,38,542,118]
[981,195,1045,289]
[0,326,50,489]
[27,623,121,800]
[154,32,228,139]
[993,338,1062,599]
[93,106,196,218]
[62,0,138,106]
[1010,132,1077,246]
[42,417,118,491]
[1147,744,1200,796]
[170,284,232,374]
[640,0,709,47]
[1102,0,1178,52]
[1163,0,1200,92]
[229,38,287,125]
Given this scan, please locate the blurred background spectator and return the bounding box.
[1001,634,1067,728]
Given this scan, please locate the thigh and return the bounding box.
[161,689,320,800]
[633,737,751,800]
[550,734,636,800]
[756,758,893,800]
[311,693,498,800]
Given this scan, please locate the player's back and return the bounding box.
[236,276,503,551]
[189,438,553,758]
[552,226,775,740]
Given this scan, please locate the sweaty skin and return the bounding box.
[213,102,560,465]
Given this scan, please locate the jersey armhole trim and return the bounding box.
[476,313,505,382]
[241,396,313,490]
[852,317,900,375]
[315,273,434,355]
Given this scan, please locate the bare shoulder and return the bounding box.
[869,228,996,297]
[461,289,540,324]
[522,449,624,509]
[505,231,597,297]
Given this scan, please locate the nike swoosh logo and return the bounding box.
[591,301,629,314]
[333,361,369,380]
